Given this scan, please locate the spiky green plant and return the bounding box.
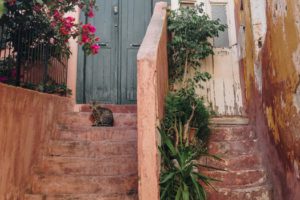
[159,122,223,200]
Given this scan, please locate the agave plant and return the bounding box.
[159,121,223,200]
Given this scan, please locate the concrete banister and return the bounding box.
[137,2,169,200]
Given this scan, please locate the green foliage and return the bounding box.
[23,81,72,96]
[168,4,226,87]
[159,126,222,200]
[0,0,4,17]
[163,88,211,145]
[0,0,99,58]
[160,4,226,199]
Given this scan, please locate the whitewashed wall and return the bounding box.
[171,0,245,116]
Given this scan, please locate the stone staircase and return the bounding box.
[203,117,273,200]
[25,105,138,200]
[24,106,273,200]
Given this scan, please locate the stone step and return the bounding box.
[199,153,262,171]
[58,112,137,127]
[208,139,257,156]
[35,155,137,176]
[202,169,267,188]
[52,126,137,142]
[47,140,137,158]
[210,125,256,142]
[25,193,137,200]
[210,117,249,126]
[79,104,137,114]
[207,184,272,200]
[31,174,137,195]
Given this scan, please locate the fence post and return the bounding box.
[15,27,22,86]
[43,43,49,92]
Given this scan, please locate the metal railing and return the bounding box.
[0,24,68,94]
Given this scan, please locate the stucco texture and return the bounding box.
[0,83,72,199]
[240,0,300,199]
[137,2,169,200]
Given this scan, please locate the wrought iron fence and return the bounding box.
[0,24,69,95]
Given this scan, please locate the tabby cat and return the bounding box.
[90,102,114,127]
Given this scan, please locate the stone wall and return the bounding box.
[137,2,169,200]
[0,84,72,199]
[238,0,300,199]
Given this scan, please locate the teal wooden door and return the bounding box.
[120,0,151,104]
[77,0,152,104]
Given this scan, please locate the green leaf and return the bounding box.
[191,174,206,199]
[182,183,189,200]
[175,185,182,200]
[160,171,176,184]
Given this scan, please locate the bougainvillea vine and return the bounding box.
[1,0,100,56]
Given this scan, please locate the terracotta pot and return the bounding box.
[189,127,198,144]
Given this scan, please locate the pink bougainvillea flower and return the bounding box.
[0,76,8,82]
[91,44,100,54]
[87,10,95,18]
[88,25,96,33]
[65,16,75,23]
[81,34,90,43]
[60,26,69,35]
[11,69,16,78]
[53,10,61,20]
[82,23,96,34]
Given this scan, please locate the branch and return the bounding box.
[183,103,196,145]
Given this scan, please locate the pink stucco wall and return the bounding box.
[0,84,72,199]
[137,2,169,200]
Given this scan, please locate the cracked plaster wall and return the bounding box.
[238,0,300,199]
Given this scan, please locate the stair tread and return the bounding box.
[210,117,249,125]
[199,153,262,170]
[202,168,267,188]
[32,174,138,195]
[210,125,256,141]
[207,184,272,200]
[58,112,137,128]
[79,104,137,114]
[35,155,137,176]
[208,139,257,156]
[25,193,137,200]
[47,140,137,158]
[53,125,137,142]
[214,183,272,191]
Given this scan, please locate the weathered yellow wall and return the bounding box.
[240,0,300,199]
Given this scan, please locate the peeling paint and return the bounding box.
[293,83,300,113]
[293,45,300,74]
[265,106,280,144]
[254,62,262,93]
[239,0,300,197]
[271,0,287,21]
[250,0,267,57]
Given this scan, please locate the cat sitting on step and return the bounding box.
[90,102,114,127]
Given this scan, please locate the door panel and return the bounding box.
[197,0,244,116]
[77,0,152,104]
[77,0,118,104]
[120,0,151,104]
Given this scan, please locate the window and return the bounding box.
[211,4,229,48]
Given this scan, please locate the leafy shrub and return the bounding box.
[168,3,226,87]
[163,88,211,145]
[160,3,227,199]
